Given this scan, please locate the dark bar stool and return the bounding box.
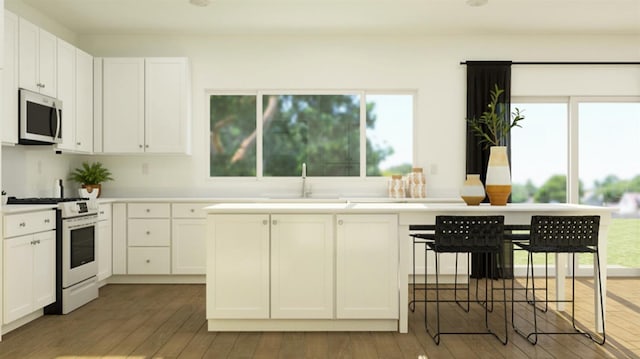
[408,225,434,312]
[512,215,605,345]
[423,215,508,345]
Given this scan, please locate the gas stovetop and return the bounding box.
[7,197,88,205]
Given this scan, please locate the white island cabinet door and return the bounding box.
[270,214,334,319]
[336,214,399,319]
[207,214,269,319]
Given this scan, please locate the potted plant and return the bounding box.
[467,84,524,205]
[69,162,114,198]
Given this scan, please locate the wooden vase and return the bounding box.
[485,146,511,206]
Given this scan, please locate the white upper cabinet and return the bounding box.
[74,48,94,153]
[99,57,190,154]
[56,41,93,153]
[19,17,57,97]
[145,57,189,153]
[2,10,19,144]
[102,57,145,153]
[55,38,76,151]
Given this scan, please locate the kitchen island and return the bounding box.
[205,202,615,333]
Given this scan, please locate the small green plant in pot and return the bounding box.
[69,162,114,198]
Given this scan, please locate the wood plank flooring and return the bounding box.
[0,278,638,358]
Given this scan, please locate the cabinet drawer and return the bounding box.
[128,219,170,246]
[128,203,170,218]
[4,210,56,238]
[98,203,112,221]
[127,247,170,274]
[172,203,207,218]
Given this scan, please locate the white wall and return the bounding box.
[73,33,640,198]
[2,3,639,199]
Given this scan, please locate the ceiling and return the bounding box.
[10,0,640,36]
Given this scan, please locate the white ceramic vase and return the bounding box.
[485,146,511,206]
[461,174,485,206]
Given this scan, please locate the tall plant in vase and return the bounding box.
[467,84,524,205]
[69,162,114,198]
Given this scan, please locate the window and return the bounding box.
[510,101,568,203]
[578,102,640,271]
[209,92,414,177]
[511,98,640,274]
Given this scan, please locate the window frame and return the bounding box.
[511,95,640,277]
[206,89,417,180]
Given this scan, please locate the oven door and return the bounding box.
[62,214,98,288]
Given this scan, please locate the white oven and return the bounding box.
[62,213,98,289]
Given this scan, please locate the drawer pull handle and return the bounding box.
[190,209,195,213]
[146,209,151,213]
[44,219,50,223]
[19,222,26,227]
[77,142,81,146]
[272,220,277,225]
[146,231,151,235]
[36,240,40,244]
[100,211,105,214]
[262,220,268,225]
[146,259,151,263]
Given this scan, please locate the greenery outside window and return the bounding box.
[209,91,414,177]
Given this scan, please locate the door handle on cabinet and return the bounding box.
[44,219,50,223]
[262,220,268,225]
[146,259,151,263]
[146,231,151,235]
[19,222,26,227]
[272,220,277,225]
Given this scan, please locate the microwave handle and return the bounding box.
[53,100,61,140]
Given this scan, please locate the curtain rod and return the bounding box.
[460,61,640,65]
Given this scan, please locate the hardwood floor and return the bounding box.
[0,278,638,358]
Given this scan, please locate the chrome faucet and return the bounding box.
[301,162,308,198]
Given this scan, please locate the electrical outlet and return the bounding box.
[142,163,149,175]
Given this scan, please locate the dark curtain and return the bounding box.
[465,61,514,279]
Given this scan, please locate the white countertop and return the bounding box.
[204,202,619,214]
[1,204,58,214]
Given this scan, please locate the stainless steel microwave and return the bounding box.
[19,88,63,145]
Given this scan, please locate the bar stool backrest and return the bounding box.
[530,215,600,248]
[434,216,504,250]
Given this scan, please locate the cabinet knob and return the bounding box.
[146,209,151,213]
[30,240,35,245]
[338,220,344,225]
[19,222,26,227]
[100,211,105,215]
[272,220,277,225]
[139,144,143,148]
[190,209,195,213]
[44,219,50,223]
[262,220,268,225]
[41,83,45,88]
[146,259,150,263]
[77,142,81,146]
[36,240,41,244]
[145,145,149,148]
[146,231,151,235]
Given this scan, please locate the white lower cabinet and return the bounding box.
[3,230,55,324]
[128,247,170,274]
[97,204,112,282]
[270,214,333,319]
[207,214,270,319]
[207,213,399,323]
[336,214,399,319]
[172,218,206,274]
[126,203,170,275]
